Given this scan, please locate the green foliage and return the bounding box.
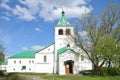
[0,70,4,76]
[74,3,120,74]
[0,44,5,62]
[6,73,23,80]
[100,67,120,76]
[94,35,117,59]
[42,74,120,80]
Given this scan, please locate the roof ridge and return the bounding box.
[36,43,54,53]
[57,46,74,55]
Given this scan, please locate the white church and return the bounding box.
[0,10,92,75]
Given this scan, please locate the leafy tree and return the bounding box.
[0,44,5,62]
[73,3,120,73]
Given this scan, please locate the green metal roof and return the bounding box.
[0,61,8,65]
[57,47,74,55]
[9,51,36,59]
[56,11,71,27]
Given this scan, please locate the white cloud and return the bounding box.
[0,0,12,11]
[1,16,10,21]
[0,29,12,45]
[22,45,44,51]
[22,47,29,51]
[35,27,41,32]
[31,45,44,50]
[0,0,92,21]
[13,5,36,21]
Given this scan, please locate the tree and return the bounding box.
[73,3,120,73]
[94,35,120,69]
[0,44,5,62]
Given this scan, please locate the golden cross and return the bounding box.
[62,6,64,12]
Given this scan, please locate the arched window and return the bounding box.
[44,55,47,62]
[58,29,63,35]
[66,29,71,35]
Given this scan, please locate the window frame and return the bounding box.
[66,29,71,35]
[44,55,47,62]
[58,29,63,35]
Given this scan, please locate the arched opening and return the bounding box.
[64,60,74,75]
[66,29,71,35]
[58,29,63,35]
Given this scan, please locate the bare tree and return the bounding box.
[73,3,120,73]
[0,44,5,62]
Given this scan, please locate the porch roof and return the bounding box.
[57,47,74,55]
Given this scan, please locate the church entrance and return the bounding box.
[64,60,74,75]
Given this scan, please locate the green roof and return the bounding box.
[56,11,71,27]
[0,61,8,65]
[9,51,36,59]
[57,47,74,55]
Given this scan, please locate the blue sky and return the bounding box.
[0,0,120,57]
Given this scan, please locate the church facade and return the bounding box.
[0,10,92,75]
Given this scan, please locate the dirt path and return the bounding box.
[19,74,47,80]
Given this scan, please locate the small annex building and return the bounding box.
[0,10,92,75]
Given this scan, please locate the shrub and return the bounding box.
[79,70,93,76]
[0,70,4,76]
[100,67,120,76]
[6,73,23,80]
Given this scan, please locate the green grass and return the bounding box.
[6,73,120,80]
[42,75,120,80]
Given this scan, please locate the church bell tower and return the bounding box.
[54,9,74,74]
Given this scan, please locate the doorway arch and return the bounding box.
[64,60,74,75]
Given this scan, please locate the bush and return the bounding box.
[6,73,23,80]
[79,70,93,76]
[100,67,120,76]
[0,70,4,76]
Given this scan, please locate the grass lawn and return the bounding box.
[42,75,120,80]
[5,73,120,80]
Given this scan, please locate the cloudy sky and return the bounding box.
[0,0,120,56]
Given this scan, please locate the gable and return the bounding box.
[36,43,54,53]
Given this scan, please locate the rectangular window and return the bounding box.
[81,55,84,61]
[21,66,26,70]
[14,61,16,64]
[29,60,31,64]
[19,61,21,64]
[44,55,47,62]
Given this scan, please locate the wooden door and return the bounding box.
[65,64,69,75]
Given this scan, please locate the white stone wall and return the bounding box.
[58,49,92,75]
[58,51,79,75]
[35,44,54,73]
[0,65,7,70]
[55,27,74,53]
[54,26,74,74]
[7,58,35,72]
